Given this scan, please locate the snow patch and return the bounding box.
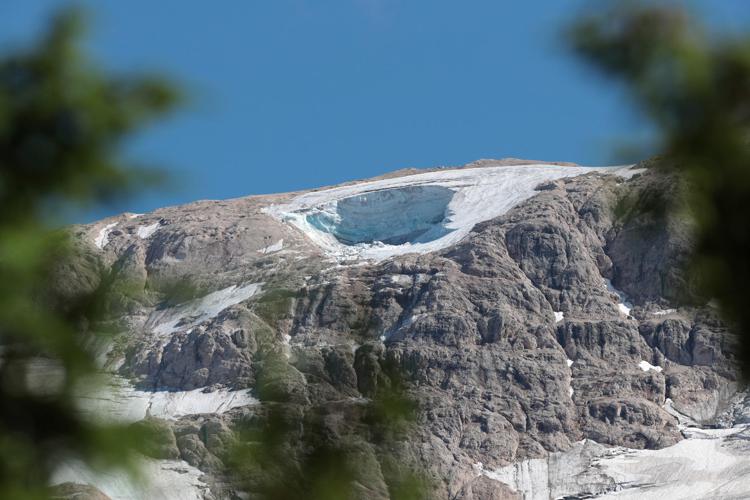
[76,376,258,423]
[281,334,292,359]
[147,282,262,337]
[265,164,637,261]
[638,360,663,373]
[136,222,161,239]
[390,274,413,286]
[480,423,750,500]
[479,458,551,500]
[259,239,284,254]
[653,308,677,316]
[566,359,574,368]
[52,458,210,500]
[604,278,633,316]
[569,387,574,397]
[94,223,117,249]
[554,311,564,323]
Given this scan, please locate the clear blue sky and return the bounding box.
[2,1,750,220]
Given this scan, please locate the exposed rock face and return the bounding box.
[63,159,745,499]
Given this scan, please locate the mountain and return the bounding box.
[53,158,749,499]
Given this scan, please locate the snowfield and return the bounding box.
[94,222,117,249]
[146,282,262,337]
[478,423,750,500]
[60,375,257,498]
[264,163,640,261]
[52,458,211,500]
[28,360,258,423]
[76,376,258,423]
[136,221,161,239]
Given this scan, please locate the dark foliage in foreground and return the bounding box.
[570,1,750,377]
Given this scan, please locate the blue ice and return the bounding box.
[306,185,455,246]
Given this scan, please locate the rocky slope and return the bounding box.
[55,158,746,499]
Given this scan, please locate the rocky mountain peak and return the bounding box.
[57,159,747,499]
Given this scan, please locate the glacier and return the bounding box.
[305,185,455,245]
[265,163,641,261]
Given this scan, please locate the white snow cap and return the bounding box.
[265,163,638,261]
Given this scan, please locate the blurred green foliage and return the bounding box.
[229,357,429,500]
[0,7,180,498]
[569,1,750,376]
[15,2,750,498]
